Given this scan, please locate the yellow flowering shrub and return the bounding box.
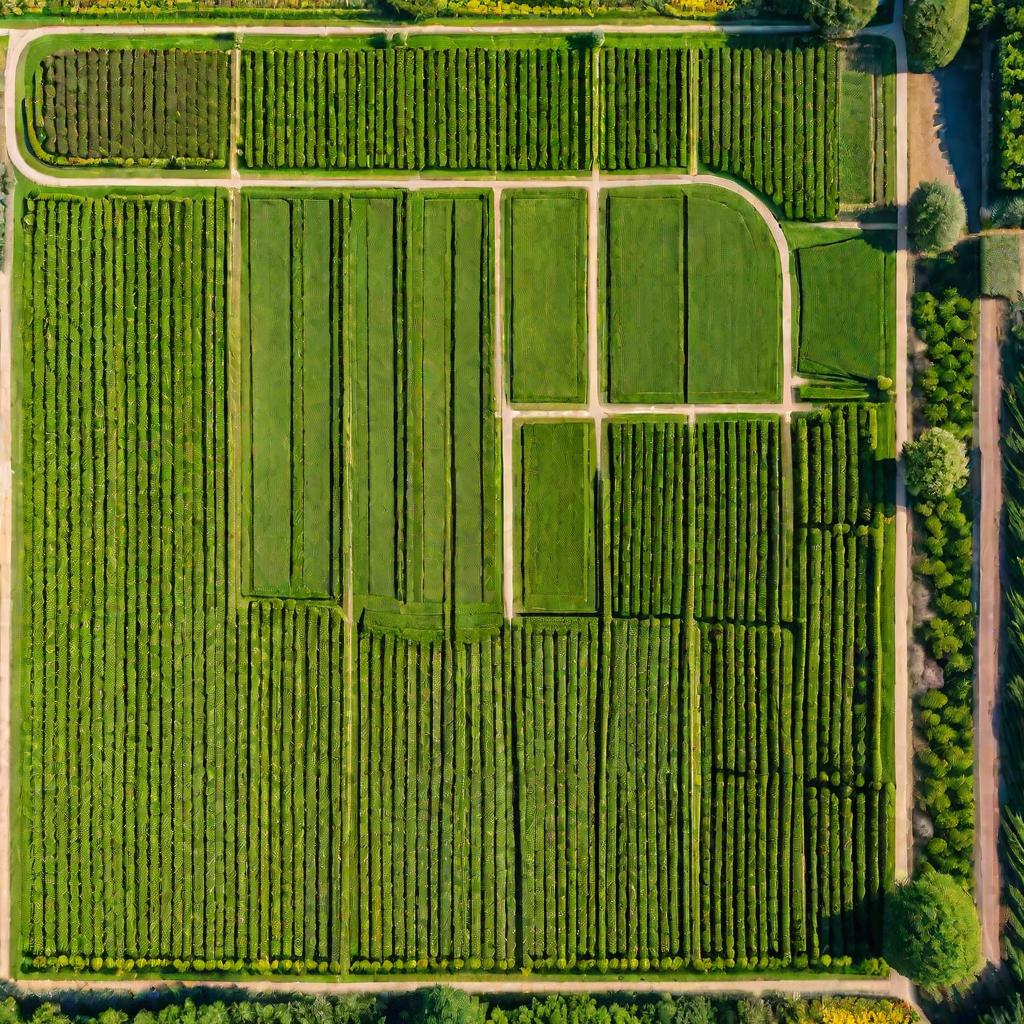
[820,1000,918,1024]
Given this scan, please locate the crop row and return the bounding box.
[241,46,593,172]
[607,421,690,618]
[794,405,881,527]
[795,523,886,787]
[29,48,230,167]
[696,44,839,221]
[692,417,783,624]
[354,626,516,968]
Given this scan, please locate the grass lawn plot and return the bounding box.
[602,186,781,405]
[787,225,896,386]
[504,190,588,405]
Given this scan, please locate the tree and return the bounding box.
[904,427,968,500]
[883,870,982,988]
[417,990,485,1024]
[803,0,877,35]
[904,0,969,70]
[908,180,967,253]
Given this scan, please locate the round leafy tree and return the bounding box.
[804,0,877,35]
[418,989,485,1024]
[904,0,969,71]
[884,871,981,988]
[908,180,967,253]
[904,427,968,500]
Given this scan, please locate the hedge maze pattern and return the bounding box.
[17,179,893,974]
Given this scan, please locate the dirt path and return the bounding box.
[976,297,1005,964]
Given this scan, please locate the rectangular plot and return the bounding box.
[246,196,337,600]
[686,191,781,403]
[247,197,294,595]
[350,194,402,606]
[517,420,595,612]
[505,190,587,405]
[604,192,686,404]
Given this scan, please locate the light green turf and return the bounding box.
[247,196,294,595]
[604,191,686,404]
[797,236,890,383]
[517,420,595,613]
[839,68,874,206]
[505,190,587,405]
[686,189,781,403]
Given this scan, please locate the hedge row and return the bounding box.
[793,405,880,528]
[999,310,1024,982]
[692,417,783,624]
[910,289,977,884]
[607,420,690,617]
[999,34,1024,192]
[696,44,839,220]
[241,45,593,172]
[355,626,516,968]
[29,48,230,167]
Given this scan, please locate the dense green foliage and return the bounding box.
[998,304,1024,983]
[904,428,969,500]
[909,288,977,884]
[908,181,967,253]
[883,871,981,989]
[904,0,969,71]
[28,47,231,168]
[18,181,895,977]
[1000,35,1024,192]
[980,231,1022,299]
[803,0,877,37]
[241,42,593,172]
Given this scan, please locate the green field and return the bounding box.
[789,227,895,386]
[603,187,781,405]
[505,191,588,405]
[14,28,898,981]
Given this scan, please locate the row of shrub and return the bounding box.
[910,288,977,885]
[241,45,594,172]
[29,48,231,167]
[692,417,784,624]
[0,993,920,1024]
[695,43,839,220]
[793,405,882,528]
[998,302,1024,982]
[607,420,689,617]
[999,34,1024,193]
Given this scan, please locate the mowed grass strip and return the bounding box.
[797,236,891,383]
[505,190,587,405]
[686,189,781,403]
[247,197,294,595]
[604,191,686,404]
[838,65,874,207]
[517,420,596,612]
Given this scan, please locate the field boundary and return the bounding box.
[0,12,914,996]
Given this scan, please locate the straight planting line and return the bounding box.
[229,45,241,181]
[509,402,815,418]
[0,39,13,984]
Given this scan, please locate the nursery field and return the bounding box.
[12,21,898,983]
[20,34,898,221]
[13,181,896,981]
